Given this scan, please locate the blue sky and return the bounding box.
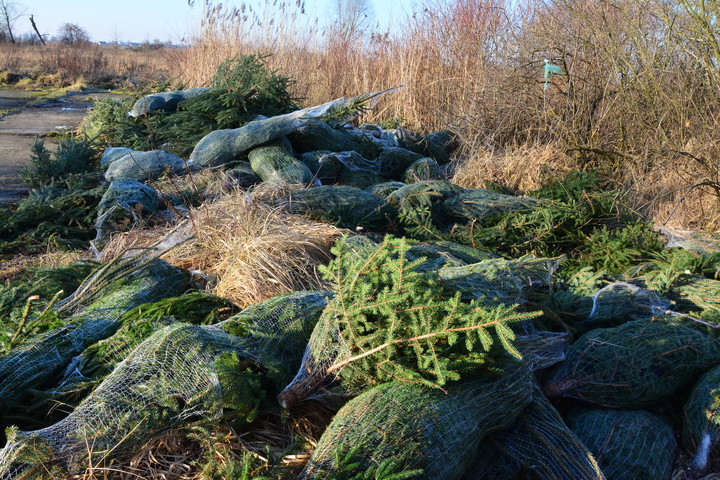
[19,0,415,43]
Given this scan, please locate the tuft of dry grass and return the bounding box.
[100,188,347,308]
[67,408,328,480]
[0,251,87,284]
[452,143,577,194]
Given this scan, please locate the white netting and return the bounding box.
[587,281,670,321]
[0,250,189,415]
[659,226,720,254]
[299,363,535,479]
[0,291,330,478]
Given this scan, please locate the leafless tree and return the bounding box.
[328,0,374,46]
[58,22,90,44]
[0,0,26,44]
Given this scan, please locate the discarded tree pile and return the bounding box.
[4,57,720,479]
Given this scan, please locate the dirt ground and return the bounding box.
[0,90,121,204]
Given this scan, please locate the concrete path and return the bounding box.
[0,90,120,204]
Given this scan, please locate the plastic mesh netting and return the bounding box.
[437,254,559,303]
[103,150,188,183]
[247,137,314,185]
[299,363,534,480]
[127,87,211,117]
[442,187,539,223]
[568,408,677,480]
[278,236,540,408]
[190,90,396,167]
[683,362,720,474]
[660,226,720,255]
[545,319,720,408]
[277,185,394,231]
[0,253,189,415]
[0,291,330,478]
[483,387,606,480]
[586,281,671,322]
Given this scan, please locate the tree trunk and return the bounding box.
[30,15,45,45]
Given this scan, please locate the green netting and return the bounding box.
[366,181,406,200]
[337,170,387,190]
[402,157,442,184]
[226,161,262,189]
[376,147,424,178]
[189,91,393,167]
[568,408,677,480]
[288,119,368,155]
[420,130,458,165]
[103,150,188,183]
[99,147,133,168]
[463,440,522,480]
[278,236,539,408]
[442,188,539,224]
[58,292,239,384]
[437,255,558,303]
[296,150,335,182]
[0,250,189,415]
[483,387,605,480]
[0,291,330,479]
[277,185,394,231]
[127,87,211,117]
[683,362,720,473]
[248,137,314,185]
[545,319,720,408]
[299,363,534,480]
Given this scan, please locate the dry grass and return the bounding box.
[99,188,347,308]
[0,250,87,284]
[452,143,577,194]
[167,0,720,231]
[0,43,172,88]
[67,406,329,480]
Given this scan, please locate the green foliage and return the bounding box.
[81,96,148,150]
[20,136,97,188]
[451,171,662,276]
[119,291,239,326]
[580,223,663,275]
[650,248,720,280]
[0,262,97,353]
[0,174,107,254]
[214,352,265,425]
[316,236,539,391]
[324,442,424,480]
[80,55,298,157]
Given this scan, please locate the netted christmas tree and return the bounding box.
[0,291,330,479]
[278,236,541,407]
[545,318,720,408]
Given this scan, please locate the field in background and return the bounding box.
[2,0,719,230]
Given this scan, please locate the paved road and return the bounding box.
[0,90,118,204]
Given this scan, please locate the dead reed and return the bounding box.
[99,187,347,308]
